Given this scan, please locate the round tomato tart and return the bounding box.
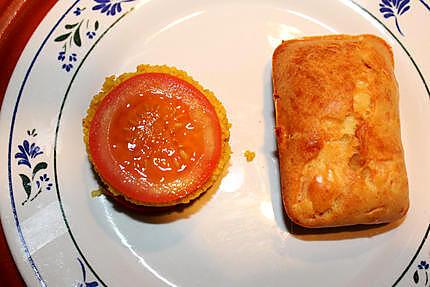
[83,65,231,207]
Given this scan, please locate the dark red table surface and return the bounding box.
[0,1,56,286]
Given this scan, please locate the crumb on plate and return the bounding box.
[244,150,256,162]
[91,188,103,198]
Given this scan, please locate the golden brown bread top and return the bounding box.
[272,35,409,228]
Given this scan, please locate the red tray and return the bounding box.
[0,1,56,285]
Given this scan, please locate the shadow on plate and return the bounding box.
[92,164,229,224]
[282,207,405,241]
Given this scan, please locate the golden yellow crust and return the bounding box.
[272,35,409,227]
[83,64,231,206]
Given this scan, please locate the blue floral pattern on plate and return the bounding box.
[379,0,410,36]
[413,260,430,286]
[54,0,135,72]
[15,129,52,205]
[379,0,430,36]
[92,0,134,16]
[77,258,99,287]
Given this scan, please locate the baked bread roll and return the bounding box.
[272,34,409,228]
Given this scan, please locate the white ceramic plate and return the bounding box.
[1,0,430,286]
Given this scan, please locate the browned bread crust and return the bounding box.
[272,34,409,228]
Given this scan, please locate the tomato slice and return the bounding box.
[88,73,222,205]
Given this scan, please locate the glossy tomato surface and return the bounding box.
[89,73,222,205]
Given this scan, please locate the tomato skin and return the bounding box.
[88,73,222,205]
